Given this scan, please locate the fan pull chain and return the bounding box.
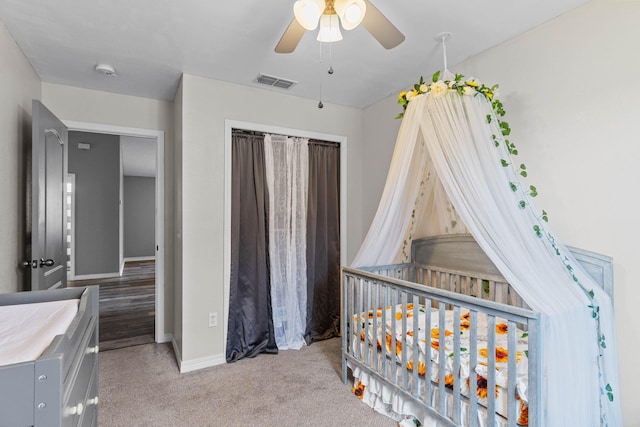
[328,42,334,75]
[318,42,324,108]
[318,41,336,108]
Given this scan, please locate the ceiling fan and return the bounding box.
[275,0,405,53]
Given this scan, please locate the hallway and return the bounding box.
[69,260,155,351]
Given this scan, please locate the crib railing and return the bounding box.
[342,266,542,427]
[358,262,530,310]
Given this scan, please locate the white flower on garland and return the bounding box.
[430,81,449,98]
[396,70,499,119]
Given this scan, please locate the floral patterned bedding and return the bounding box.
[349,303,529,426]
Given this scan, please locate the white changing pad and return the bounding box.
[0,298,79,366]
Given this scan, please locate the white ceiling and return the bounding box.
[0,0,590,108]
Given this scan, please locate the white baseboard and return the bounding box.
[158,332,172,344]
[118,257,154,276]
[180,354,226,373]
[171,340,226,373]
[72,272,121,280]
[170,335,182,370]
[124,256,156,262]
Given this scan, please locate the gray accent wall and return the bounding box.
[68,131,120,275]
[123,176,156,258]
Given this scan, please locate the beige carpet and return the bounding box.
[99,337,397,426]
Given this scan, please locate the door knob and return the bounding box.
[22,260,37,269]
[39,258,55,267]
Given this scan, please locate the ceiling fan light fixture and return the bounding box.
[294,0,324,30]
[317,14,343,42]
[277,0,404,53]
[334,0,366,30]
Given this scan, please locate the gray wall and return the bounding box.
[124,176,155,258]
[68,131,120,275]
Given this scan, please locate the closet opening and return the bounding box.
[223,121,347,362]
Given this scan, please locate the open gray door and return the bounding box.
[28,100,67,291]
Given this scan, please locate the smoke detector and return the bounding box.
[95,63,117,77]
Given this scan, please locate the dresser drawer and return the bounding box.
[77,363,98,427]
[62,316,98,427]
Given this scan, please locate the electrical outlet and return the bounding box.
[208,312,218,327]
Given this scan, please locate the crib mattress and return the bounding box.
[0,298,79,366]
[350,303,530,426]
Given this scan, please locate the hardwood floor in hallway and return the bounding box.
[68,260,155,351]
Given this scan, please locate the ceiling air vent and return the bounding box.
[255,73,297,90]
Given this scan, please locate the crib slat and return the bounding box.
[507,319,517,427]
[372,281,380,374]
[445,271,451,293]
[499,282,509,305]
[383,285,390,380]
[401,292,408,389]
[461,275,469,299]
[349,277,356,360]
[487,314,497,426]
[363,280,371,366]
[452,305,462,424]
[411,295,420,398]
[488,280,496,302]
[528,317,541,427]
[424,298,433,407]
[356,278,363,361]
[469,309,479,427]
[341,273,349,383]
[437,302,447,415]
[391,288,399,385]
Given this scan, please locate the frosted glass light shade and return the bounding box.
[317,14,343,42]
[293,0,324,30]
[334,0,366,30]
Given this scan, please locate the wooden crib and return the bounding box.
[341,234,613,427]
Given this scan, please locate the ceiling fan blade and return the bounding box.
[275,18,307,53]
[361,1,405,49]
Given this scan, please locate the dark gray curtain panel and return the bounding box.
[305,141,341,343]
[226,133,278,362]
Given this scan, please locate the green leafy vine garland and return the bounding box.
[396,70,615,421]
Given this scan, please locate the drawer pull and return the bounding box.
[86,345,99,354]
[65,402,84,416]
[87,396,99,406]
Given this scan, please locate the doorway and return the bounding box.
[63,121,166,348]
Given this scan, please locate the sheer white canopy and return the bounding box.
[352,81,621,426]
